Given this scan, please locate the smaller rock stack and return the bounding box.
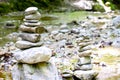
[77,50,92,70]
[16,7,46,49]
[74,50,97,80]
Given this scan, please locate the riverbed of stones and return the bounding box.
[1,8,120,80]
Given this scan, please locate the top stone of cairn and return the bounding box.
[25,7,38,15]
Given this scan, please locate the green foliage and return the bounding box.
[102,0,119,10]
[0,2,11,15]
[9,0,63,11]
[9,0,39,11]
[92,3,105,12]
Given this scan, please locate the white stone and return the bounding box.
[15,40,43,49]
[112,16,120,27]
[74,70,98,80]
[25,7,38,15]
[79,64,93,70]
[59,29,69,33]
[79,50,92,57]
[19,33,40,43]
[13,46,52,64]
[80,57,91,65]
[96,66,120,80]
[12,62,61,80]
[23,19,39,23]
[72,1,93,10]
[24,22,41,27]
[25,12,41,20]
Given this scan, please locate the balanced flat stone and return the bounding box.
[78,50,92,57]
[12,46,52,64]
[74,70,98,80]
[19,25,47,33]
[79,64,93,70]
[25,7,38,15]
[79,56,91,65]
[24,22,41,26]
[19,33,40,43]
[15,40,43,49]
[23,19,39,23]
[25,12,41,20]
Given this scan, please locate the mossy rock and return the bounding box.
[0,70,12,80]
[92,3,104,12]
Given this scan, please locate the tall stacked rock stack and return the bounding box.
[15,7,47,49]
[12,7,60,80]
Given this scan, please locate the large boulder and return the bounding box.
[74,70,98,80]
[12,61,61,80]
[71,0,93,10]
[12,46,52,64]
[112,16,120,28]
[96,66,120,80]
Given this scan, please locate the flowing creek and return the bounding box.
[0,11,103,46]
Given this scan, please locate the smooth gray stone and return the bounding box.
[23,19,39,23]
[15,40,43,49]
[78,50,92,57]
[25,7,38,15]
[74,70,98,80]
[79,57,91,65]
[19,33,40,43]
[12,46,52,64]
[24,22,41,26]
[12,62,61,80]
[79,64,93,70]
[25,12,41,20]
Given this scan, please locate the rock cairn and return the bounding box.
[15,7,45,49]
[11,7,60,80]
[74,50,97,80]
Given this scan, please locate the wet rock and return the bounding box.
[62,70,73,78]
[15,40,43,49]
[74,70,98,80]
[4,21,16,29]
[59,29,69,33]
[60,24,68,30]
[51,30,59,35]
[12,46,52,64]
[70,28,80,34]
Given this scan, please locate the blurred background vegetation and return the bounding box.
[0,0,120,15]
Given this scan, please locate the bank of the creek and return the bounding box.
[1,7,120,80]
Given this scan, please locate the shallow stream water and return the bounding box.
[0,11,104,46]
